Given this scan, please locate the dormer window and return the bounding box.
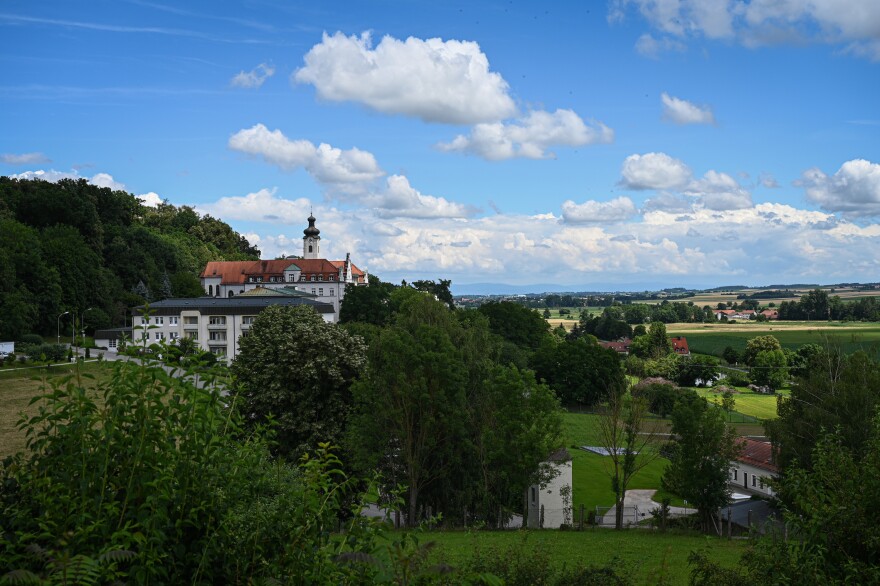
[329,275,334,281]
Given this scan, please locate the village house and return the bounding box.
[599,338,632,355]
[729,438,777,497]
[670,336,690,356]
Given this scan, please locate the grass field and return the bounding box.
[695,388,784,421]
[667,321,880,357]
[423,529,747,585]
[562,412,680,510]
[0,361,112,458]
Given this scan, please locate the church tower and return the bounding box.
[303,213,320,259]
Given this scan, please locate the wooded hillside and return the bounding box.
[0,177,259,339]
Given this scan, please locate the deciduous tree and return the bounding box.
[232,305,366,460]
[662,391,741,533]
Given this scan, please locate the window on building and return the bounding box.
[208,285,213,296]
[210,346,227,357]
[228,291,234,297]
[308,245,313,253]
[169,317,179,326]
[184,316,198,325]
[319,288,324,296]
[733,469,738,481]
[187,332,199,340]
[170,332,179,340]
[531,487,536,503]
[310,275,316,281]
[759,478,764,490]
[156,332,165,340]
[242,316,256,325]
[752,475,757,487]
[318,275,323,281]
[209,316,226,326]
[329,275,335,281]
[311,288,316,294]
[209,331,226,341]
[109,339,117,349]
[330,288,335,296]
[155,317,164,325]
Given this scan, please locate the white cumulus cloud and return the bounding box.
[1,152,51,165]
[438,109,613,161]
[561,197,638,223]
[685,170,753,210]
[198,187,312,223]
[661,92,716,125]
[293,31,517,124]
[230,63,275,88]
[228,123,384,185]
[137,192,163,207]
[620,152,693,190]
[368,175,476,219]
[800,159,880,216]
[10,169,127,190]
[613,0,880,61]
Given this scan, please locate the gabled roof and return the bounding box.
[329,259,365,276]
[201,259,345,284]
[670,336,689,354]
[737,438,778,473]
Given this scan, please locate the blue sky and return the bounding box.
[2,0,879,292]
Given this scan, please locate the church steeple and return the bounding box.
[303,213,320,259]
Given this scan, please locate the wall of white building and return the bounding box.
[132,308,333,362]
[527,460,573,529]
[729,462,775,497]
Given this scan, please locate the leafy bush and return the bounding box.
[720,368,750,387]
[633,378,680,417]
[462,534,631,585]
[23,343,67,363]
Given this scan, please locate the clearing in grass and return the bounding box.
[424,529,747,585]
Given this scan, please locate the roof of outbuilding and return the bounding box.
[737,438,778,473]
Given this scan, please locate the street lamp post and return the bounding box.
[57,311,70,345]
[81,307,94,341]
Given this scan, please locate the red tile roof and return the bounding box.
[201,258,361,284]
[670,336,689,354]
[737,438,778,473]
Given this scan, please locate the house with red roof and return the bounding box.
[670,336,690,356]
[599,338,632,355]
[729,438,778,497]
[199,214,367,315]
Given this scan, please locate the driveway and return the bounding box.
[602,489,695,527]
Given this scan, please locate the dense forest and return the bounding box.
[0,177,259,339]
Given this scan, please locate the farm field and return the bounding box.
[667,321,880,357]
[424,528,747,585]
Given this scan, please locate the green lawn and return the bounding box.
[423,529,747,585]
[562,412,681,511]
[695,388,785,421]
